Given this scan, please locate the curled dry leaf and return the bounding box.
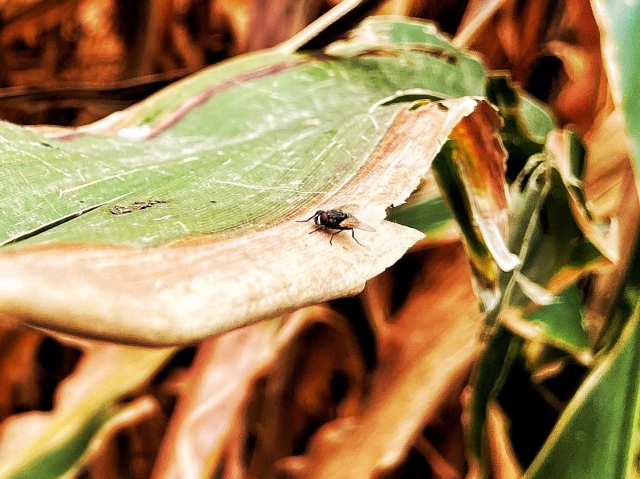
[447,100,517,272]
[226,307,365,478]
[245,0,325,52]
[152,306,363,479]
[454,0,505,48]
[277,244,482,478]
[0,97,501,345]
[151,321,281,479]
[413,435,462,479]
[455,0,556,82]
[432,99,517,309]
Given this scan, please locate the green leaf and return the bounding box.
[468,325,521,468]
[485,74,554,181]
[487,132,615,335]
[387,195,453,237]
[521,283,591,357]
[468,131,617,474]
[525,306,640,479]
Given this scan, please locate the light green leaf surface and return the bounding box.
[387,195,453,238]
[521,283,591,357]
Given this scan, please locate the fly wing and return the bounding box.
[340,214,376,232]
[336,203,361,212]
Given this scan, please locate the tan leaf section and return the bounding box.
[149,243,481,478]
[0,97,499,345]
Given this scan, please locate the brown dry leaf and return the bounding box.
[448,100,517,273]
[541,0,609,134]
[245,0,325,52]
[373,0,468,33]
[277,243,482,478]
[226,307,366,478]
[414,435,462,479]
[432,99,517,310]
[454,0,505,48]
[151,321,280,479]
[0,325,44,420]
[152,306,364,479]
[454,0,557,81]
[211,0,254,54]
[457,0,610,136]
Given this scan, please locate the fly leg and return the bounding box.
[330,230,344,245]
[351,229,364,247]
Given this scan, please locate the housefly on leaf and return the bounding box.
[297,204,375,246]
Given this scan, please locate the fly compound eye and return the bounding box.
[319,211,329,224]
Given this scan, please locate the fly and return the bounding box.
[297,205,375,246]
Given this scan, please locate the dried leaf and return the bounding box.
[228,307,365,478]
[281,244,482,478]
[431,100,518,309]
[151,321,280,479]
[0,327,44,419]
